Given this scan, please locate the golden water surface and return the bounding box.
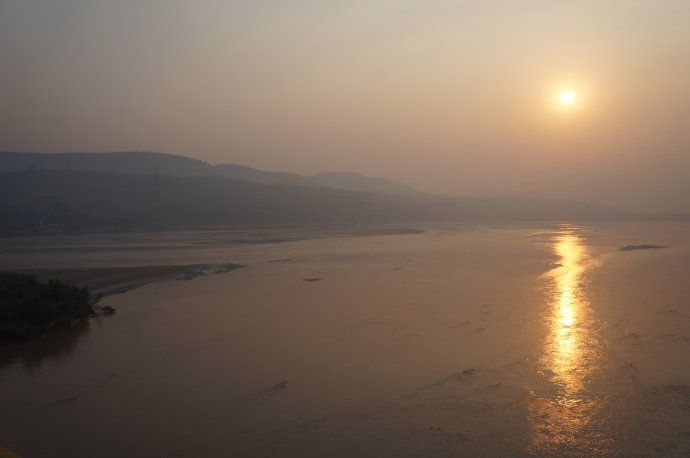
[529,228,610,454]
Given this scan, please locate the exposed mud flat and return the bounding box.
[9,263,245,297]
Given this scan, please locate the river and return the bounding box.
[1,221,689,456]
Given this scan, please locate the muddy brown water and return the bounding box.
[1,222,690,457]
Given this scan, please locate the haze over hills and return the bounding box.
[0,169,619,233]
[0,151,207,177]
[0,151,423,196]
[0,150,663,234]
[309,172,420,196]
[212,163,317,188]
[3,152,689,214]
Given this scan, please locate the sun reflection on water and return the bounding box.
[551,231,591,394]
[528,227,610,454]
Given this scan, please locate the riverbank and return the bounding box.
[9,263,246,298]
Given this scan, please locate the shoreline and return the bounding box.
[0,223,426,240]
[0,225,428,297]
[8,263,246,298]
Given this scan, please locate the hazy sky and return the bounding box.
[2,1,689,211]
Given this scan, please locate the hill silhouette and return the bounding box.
[0,151,420,196]
[0,169,619,233]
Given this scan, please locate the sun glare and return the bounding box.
[559,90,577,106]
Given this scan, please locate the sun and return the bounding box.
[559,90,577,106]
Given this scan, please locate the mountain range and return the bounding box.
[0,151,625,234]
[0,151,421,196]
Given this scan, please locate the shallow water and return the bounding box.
[1,222,690,457]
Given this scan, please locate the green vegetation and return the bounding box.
[0,273,94,341]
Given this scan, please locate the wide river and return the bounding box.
[1,221,690,457]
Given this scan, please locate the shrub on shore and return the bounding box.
[0,273,94,341]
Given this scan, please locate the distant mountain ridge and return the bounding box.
[0,170,620,233]
[0,151,628,234]
[212,163,317,188]
[0,151,422,196]
[308,172,420,196]
[0,151,207,176]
